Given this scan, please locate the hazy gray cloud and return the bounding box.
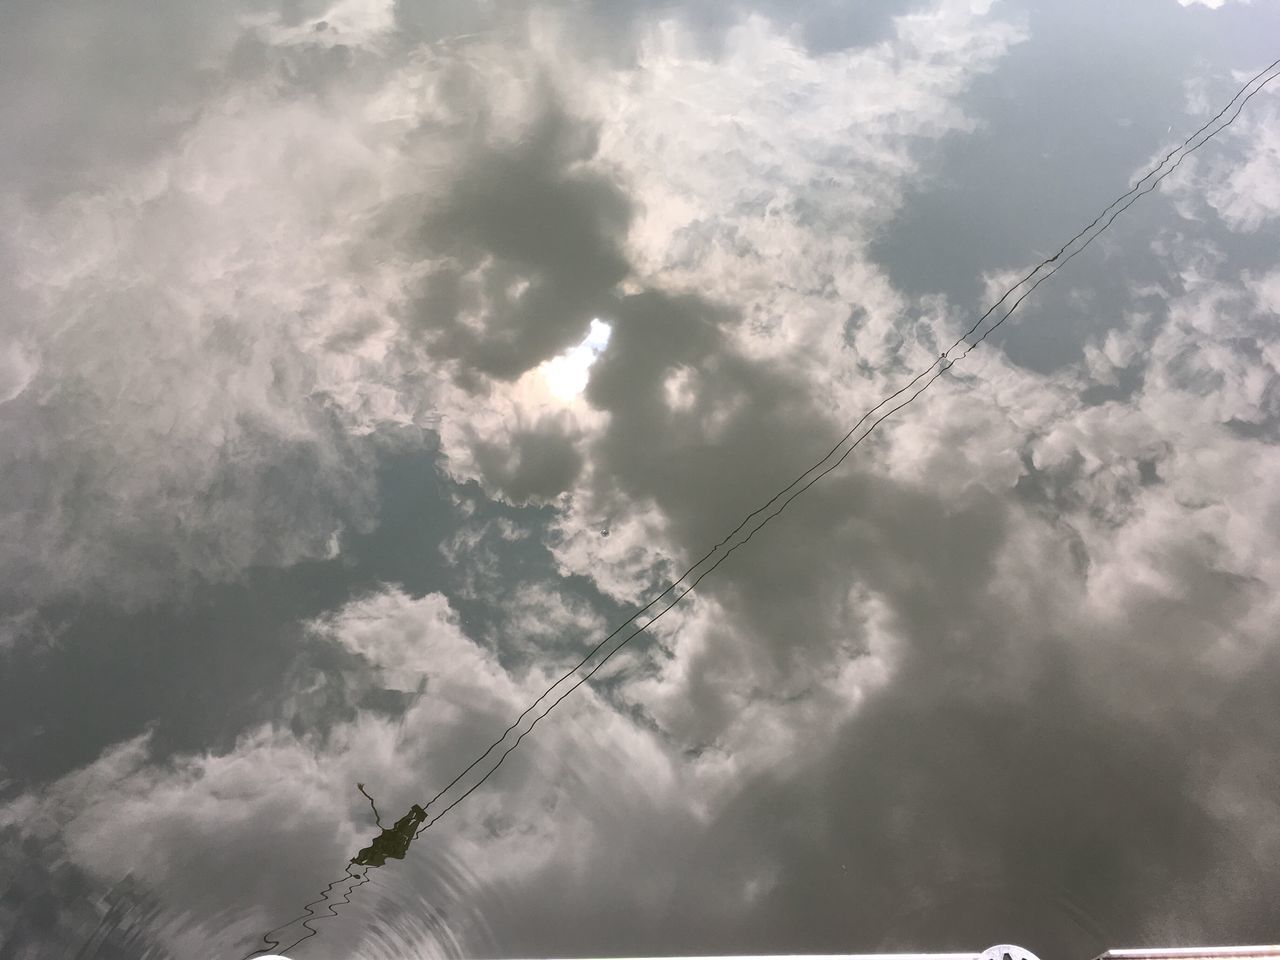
[4,0,1280,957]
[400,101,632,382]
[0,0,446,606]
[0,0,245,201]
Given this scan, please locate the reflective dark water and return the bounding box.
[3,1,1280,959]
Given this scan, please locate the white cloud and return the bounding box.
[0,587,700,956]
[572,6,1024,365]
[0,343,37,406]
[489,0,1033,616]
[0,12,564,605]
[312,589,519,698]
[0,72,410,603]
[622,584,900,797]
[0,0,1029,610]
[6,2,1280,951]
[1162,88,1280,232]
[1206,101,1280,230]
[244,0,399,49]
[498,580,608,658]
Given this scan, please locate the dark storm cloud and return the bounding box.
[657,568,1280,958]
[384,88,639,505]
[468,417,588,503]
[502,48,1279,956]
[473,501,1279,960]
[669,664,1224,958]
[578,288,982,681]
[397,12,1278,950]
[402,100,632,382]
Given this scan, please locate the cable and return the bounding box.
[941,55,1280,362]
[246,55,1280,957]
[953,56,1280,363]
[415,361,949,835]
[408,56,1280,838]
[407,354,944,828]
[244,869,367,959]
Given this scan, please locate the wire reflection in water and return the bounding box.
[241,785,496,958]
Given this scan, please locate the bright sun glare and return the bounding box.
[539,318,612,401]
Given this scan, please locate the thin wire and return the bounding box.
[410,57,1280,837]
[953,58,1280,364]
[407,356,942,825]
[416,363,949,834]
[245,868,367,959]
[246,55,1280,957]
[941,56,1280,362]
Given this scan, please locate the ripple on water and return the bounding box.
[58,837,502,960]
[327,844,505,960]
